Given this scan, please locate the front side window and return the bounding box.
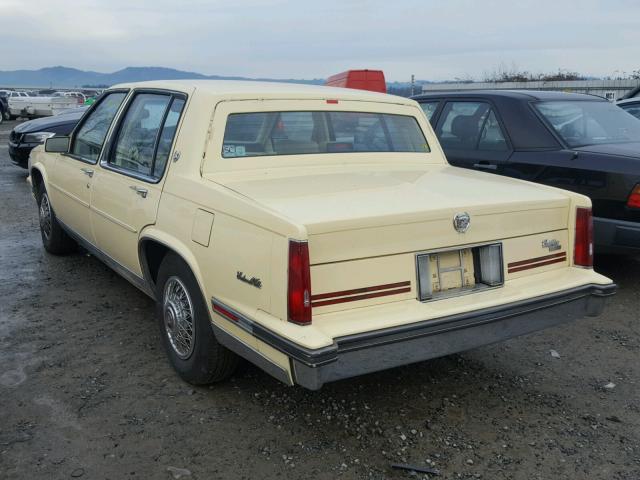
[71,92,127,162]
[620,102,640,121]
[222,111,429,158]
[419,101,439,123]
[109,93,185,179]
[534,100,640,147]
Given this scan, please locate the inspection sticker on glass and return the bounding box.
[223,145,246,157]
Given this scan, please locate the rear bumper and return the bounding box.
[211,282,616,390]
[594,216,640,254]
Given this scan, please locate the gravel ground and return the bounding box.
[0,119,639,480]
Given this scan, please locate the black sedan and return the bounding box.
[8,106,86,168]
[412,90,640,255]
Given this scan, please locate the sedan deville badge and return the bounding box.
[453,212,471,233]
[237,271,262,289]
[542,239,562,252]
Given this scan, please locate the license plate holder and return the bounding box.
[416,248,476,301]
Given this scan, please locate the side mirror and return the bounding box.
[45,136,70,153]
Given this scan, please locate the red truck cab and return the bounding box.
[325,70,386,93]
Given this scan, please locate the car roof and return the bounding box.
[413,89,605,102]
[110,80,415,106]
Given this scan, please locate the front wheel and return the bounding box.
[156,254,240,384]
[37,188,77,255]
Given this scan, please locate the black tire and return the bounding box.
[37,186,77,255]
[156,253,240,384]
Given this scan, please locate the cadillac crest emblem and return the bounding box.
[453,212,471,233]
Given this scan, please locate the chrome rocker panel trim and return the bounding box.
[213,283,616,390]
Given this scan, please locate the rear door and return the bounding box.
[47,91,128,244]
[90,90,187,276]
[435,100,512,173]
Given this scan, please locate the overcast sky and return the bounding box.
[0,0,638,82]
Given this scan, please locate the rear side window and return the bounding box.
[222,111,429,158]
[620,102,640,121]
[436,101,507,151]
[108,93,185,180]
[478,110,508,151]
[154,98,185,178]
[419,101,439,123]
[71,92,127,162]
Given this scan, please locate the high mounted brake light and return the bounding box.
[627,184,640,209]
[288,240,312,325]
[574,207,594,268]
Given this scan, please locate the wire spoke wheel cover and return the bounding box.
[39,193,52,240]
[163,276,196,359]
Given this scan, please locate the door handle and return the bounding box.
[80,167,94,177]
[473,163,497,171]
[129,186,148,198]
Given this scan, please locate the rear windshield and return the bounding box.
[222,111,429,158]
[534,100,640,147]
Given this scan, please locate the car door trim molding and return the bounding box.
[48,182,90,208]
[90,205,138,233]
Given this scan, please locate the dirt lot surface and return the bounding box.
[0,119,639,480]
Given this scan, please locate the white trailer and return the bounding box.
[7,96,79,119]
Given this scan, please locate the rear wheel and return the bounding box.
[37,187,77,255]
[156,254,240,384]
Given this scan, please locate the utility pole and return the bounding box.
[411,74,415,96]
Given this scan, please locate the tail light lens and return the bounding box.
[627,184,640,209]
[288,240,311,325]
[574,207,593,268]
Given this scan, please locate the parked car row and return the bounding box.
[26,80,615,390]
[0,88,100,120]
[13,82,638,256]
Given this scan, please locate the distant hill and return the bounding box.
[0,66,433,96]
[0,66,326,88]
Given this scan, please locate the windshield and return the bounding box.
[222,111,429,158]
[534,100,640,147]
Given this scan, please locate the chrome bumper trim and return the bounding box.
[212,283,616,390]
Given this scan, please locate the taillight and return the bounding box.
[627,184,640,209]
[287,240,312,325]
[574,207,593,268]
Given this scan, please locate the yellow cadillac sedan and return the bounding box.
[28,80,615,389]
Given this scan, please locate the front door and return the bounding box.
[90,91,186,276]
[47,91,128,243]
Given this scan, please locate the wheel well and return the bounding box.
[140,239,172,287]
[30,168,44,199]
